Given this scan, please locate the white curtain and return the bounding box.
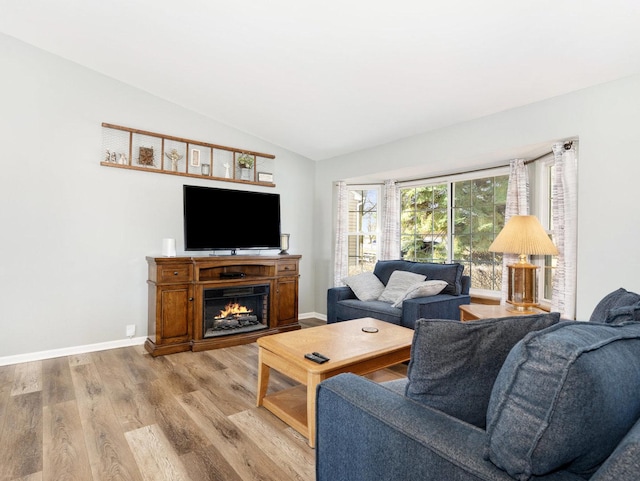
[333,181,349,286]
[500,159,530,304]
[551,142,578,319]
[380,179,400,260]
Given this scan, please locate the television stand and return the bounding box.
[145,254,301,356]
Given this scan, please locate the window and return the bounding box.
[452,176,508,291]
[400,184,448,263]
[400,171,508,291]
[347,187,379,275]
[536,158,556,304]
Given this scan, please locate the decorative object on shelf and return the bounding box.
[201,163,210,176]
[105,150,112,162]
[138,146,155,166]
[191,149,200,167]
[161,238,177,257]
[489,215,558,312]
[118,153,128,165]
[258,172,274,183]
[164,148,184,172]
[237,153,255,169]
[238,154,254,180]
[223,163,231,178]
[110,151,117,163]
[280,233,290,255]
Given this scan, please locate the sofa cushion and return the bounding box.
[336,299,402,324]
[486,321,640,481]
[589,287,640,323]
[377,271,426,304]
[373,260,464,296]
[405,312,560,428]
[391,280,448,308]
[342,272,386,302]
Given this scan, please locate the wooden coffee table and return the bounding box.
[256,317,414,447]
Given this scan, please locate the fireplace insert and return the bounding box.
[203,284,269,338]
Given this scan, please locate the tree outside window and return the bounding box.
[451,176,508,291]
[401,185,448,263]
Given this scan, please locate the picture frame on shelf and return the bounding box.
[191,148,201,167]
[138,147,155,166]
[258,172,273,183]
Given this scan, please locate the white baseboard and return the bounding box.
[0,312,328,366]
[0,336,147,367]
[299,311,327,321]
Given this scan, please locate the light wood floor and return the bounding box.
[0,318,407,481]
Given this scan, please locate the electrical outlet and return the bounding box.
[126,324,136,337]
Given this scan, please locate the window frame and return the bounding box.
[534,156,556,308]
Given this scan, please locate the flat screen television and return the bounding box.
[183,185,281,254]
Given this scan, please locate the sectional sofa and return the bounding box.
[316,288,640,481]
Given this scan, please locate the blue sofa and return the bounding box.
[327,260,471,329]
[317,288,640,481]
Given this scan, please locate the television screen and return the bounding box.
[183,185,281,253]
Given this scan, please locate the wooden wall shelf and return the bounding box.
[101,123,276,187]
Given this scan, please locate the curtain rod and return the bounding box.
[340,150,555,187]
[341,140,577,187]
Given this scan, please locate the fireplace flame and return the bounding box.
[216,302,253,319]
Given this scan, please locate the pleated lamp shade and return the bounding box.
[489,215,558,259]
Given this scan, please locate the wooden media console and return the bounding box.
[145,254,301,356]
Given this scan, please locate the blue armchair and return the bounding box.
[327,260,470,328]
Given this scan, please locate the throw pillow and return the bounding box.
[413,262,464,296]
[377,271,426,304]
[405,312,560,429]
[391,280,448,308]
[589,287,640,323]
[342,272,385,302]
[486,321,640,480]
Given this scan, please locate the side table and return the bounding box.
[459,303,545,322]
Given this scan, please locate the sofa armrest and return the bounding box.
[327,286,357,323]
[316,374,583,481]
[461,275,471,295]
[590,418,640,481]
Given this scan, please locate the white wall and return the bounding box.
[0,34,316,359]
[315,74,640,321]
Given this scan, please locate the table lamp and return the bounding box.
[488,215,558,312]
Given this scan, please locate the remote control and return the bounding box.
[305,353,329,364]
[312,352,330,361]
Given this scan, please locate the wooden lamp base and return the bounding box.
[507,262,539,312]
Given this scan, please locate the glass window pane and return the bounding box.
[454,180,471,207]
[347,188,379,273]
[451,174,508,290]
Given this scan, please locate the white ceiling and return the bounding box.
[2,0,640,161]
